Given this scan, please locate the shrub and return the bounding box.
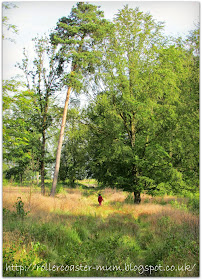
[169,199,188,211]
[125,193,134,204]
[187,193,199,214]
[15,197,29,219]
[3,197,29,221]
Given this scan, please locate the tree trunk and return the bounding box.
[41,132,46,195]
[20,173,23,186]
[50,86,72,196]
[134,191,141,204]
[130,117,141,204]
[36,172,39,185]
[130,114,136,148]
[41,91,49,195]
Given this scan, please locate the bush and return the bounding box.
[15,197,29,219]
[56,186,67,195]
[125,193,134,204]
[169,199,188,211]
[187,193,199,213]
[3,197,29,221]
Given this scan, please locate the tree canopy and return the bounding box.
[84,6,199,202]
[3,3,199,202]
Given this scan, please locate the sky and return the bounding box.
[2,1,200,81]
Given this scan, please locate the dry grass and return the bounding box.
[147,207,199,239]
[3,186,198,224]
[3,189,88,216]
[3,185,199,277]
[122,203,168,218]
[140,193,188,204]
[102,188,127,203]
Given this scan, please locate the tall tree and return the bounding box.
[87,6,190,203]
[18,36,62,194]
[170,27,199,190]
[50,2,111,196]
[3,81,41,183]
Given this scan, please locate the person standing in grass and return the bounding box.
[98,194,103,206]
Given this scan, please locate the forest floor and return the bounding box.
[3,182,199,277]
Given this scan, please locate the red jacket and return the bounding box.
[98,196,103,203]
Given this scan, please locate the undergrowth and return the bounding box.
[3,187,199,277]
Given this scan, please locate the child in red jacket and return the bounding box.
[98,194,103,206]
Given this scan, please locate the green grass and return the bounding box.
[3,186,199,277]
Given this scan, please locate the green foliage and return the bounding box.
[187,192,199,214]
[56,186,67,195]
[17,36,65,192]
[3,240,49,277]
[85,6,199,199]
[3,3,199,199]
[167,192,199,214]
[3,36,64,189]
[3,196,199,277]
[50,2,113,195]
[140,215,199,276]
[2,3,18,42]
[59,108,88,184]
[15,197,29,219]
[3,197,29,220]
[3,81,42,183]
[169,200,188,211]
[51,2,112,94]
[125,193,134,204]
[2,1,199,275]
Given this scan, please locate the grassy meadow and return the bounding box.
[3,181,199,277]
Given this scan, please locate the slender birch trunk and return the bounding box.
[50,86,72,196]
[41,131,46,195]
[41,92,49,195]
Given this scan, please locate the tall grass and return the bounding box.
[3,185,199,277]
